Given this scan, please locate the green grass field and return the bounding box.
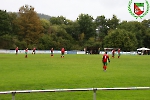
[0,54,150,100]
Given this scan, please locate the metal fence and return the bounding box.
[0,87,150,100]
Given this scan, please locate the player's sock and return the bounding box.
[104,66,107,70]
[103,66,106,71]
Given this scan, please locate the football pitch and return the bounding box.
[0,54,150,100]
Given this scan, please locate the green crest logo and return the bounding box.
[128,0,150,19]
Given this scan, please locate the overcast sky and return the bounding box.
[0,0,150,22]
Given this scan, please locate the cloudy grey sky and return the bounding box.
[0,0,150,21]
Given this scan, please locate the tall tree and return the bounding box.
[0,10,12,36]
[141,19,150,28]
[107,15,120,30]
[94,15,109,41]
[9,12,18,36]
[141,19,150,48]
[64,20,80,41]
[77,14,95,41]
[0,10,14,49]
[143,28,150,48]
[40,18,50,34]
[103,29,137,51]
[50,16,67,25]
[17,5,43,47]
[118,21,145,48]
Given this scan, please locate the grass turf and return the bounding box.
[0,54,150,100]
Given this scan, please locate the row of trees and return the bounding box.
[0,5,150,51]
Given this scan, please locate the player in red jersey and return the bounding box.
[32,47,36,54]
[102,52,110,71]
[61,48,65,58]
[15,47,18,55]
[51,48,54,57]
[118,49,121,58]
[25,48,28,58]
[112,49,115,58]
